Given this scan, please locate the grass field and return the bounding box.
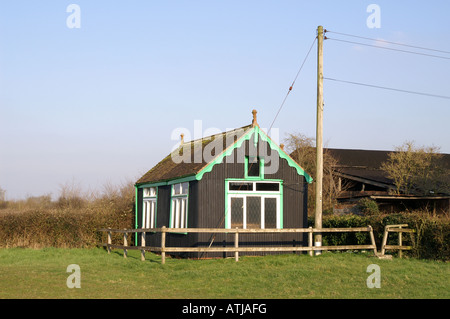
[0,248,448,299]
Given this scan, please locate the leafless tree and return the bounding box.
[284,132,341,213]
[381,141,449,196]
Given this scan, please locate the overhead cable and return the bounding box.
[268,36,317,135]
[324,77,450,100]
[326,37,450,60]
[325,30,450,55]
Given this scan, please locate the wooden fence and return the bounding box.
[380,224,415,258]
[99,226,378,264]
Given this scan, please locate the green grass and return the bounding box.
[0,248,448,299]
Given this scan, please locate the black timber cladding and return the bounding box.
[138,128,309,258]
[194,136,308,257]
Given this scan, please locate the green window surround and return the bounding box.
[224,179,283,229]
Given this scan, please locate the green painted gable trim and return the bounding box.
[195,126,313,183]
[256,126,313,183]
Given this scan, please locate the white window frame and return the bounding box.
[226,180,281,229]
[142,187,157,229]
[227,195,280,229]
[170,183,189,229]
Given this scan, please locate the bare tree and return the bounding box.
[381,141,449,196]
[0,186,5,201]
[57,178,85,209]
[284,132,340,213]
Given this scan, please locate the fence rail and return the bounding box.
[99,226,378,264]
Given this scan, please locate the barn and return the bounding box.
[327,148,450,215]
[134,110,312,258]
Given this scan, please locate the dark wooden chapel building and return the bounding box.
[134,110,312,258]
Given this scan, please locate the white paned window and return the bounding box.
[142,187,157,229]
[143,187,156,197]
[170,183,189,229]
[172,182,188,196]
[227,181,281,229]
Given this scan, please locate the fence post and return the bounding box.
[141,231,146,261]
[123,232,128,259]
[107,231,112,254]
[368,225,378,256]
[234,227,239,262]
[308,227,313,256]
[398,225,403,259]
[381,227,389,256]
[161,226,166,265]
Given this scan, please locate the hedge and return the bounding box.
[308,212,450,261]
[0,202,134,249]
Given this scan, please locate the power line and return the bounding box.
[324,77,450,100]
[326,37,450,60]
[326,30,450,55]
[268,36,317,134]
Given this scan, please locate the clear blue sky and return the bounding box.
[1,1,449,200]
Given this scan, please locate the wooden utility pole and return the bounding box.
[315,25,324,254]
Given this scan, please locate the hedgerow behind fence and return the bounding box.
[309,212,450,261]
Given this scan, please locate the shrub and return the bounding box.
[356,198,380,216]
[309,212,449,261]
[0,182,135,248]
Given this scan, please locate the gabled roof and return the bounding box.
[136,124,252,185]
[136,112,312,186]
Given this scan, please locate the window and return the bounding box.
[143,187,156,197]
[245,156,264,179]
[170,182,189,228]
[229,195,280,229]
[228,181,279,193]
[256,182,279,192]
[172,182,188,195]
[229,182,253,191]
[247,156,260,177]
[142,187,157,229]
[230,197,244,228]
[227,180,281,229]
[246,196,261,229]
[264,197,277,228]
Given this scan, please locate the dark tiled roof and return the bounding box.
[326,148,393,186]
[327,148,450,169]
[327,148,450,187]
[326,148,390,169]
[136,124,252,185]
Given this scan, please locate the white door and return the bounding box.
[228,195,279,229]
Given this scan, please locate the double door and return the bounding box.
[228,195,280,229]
